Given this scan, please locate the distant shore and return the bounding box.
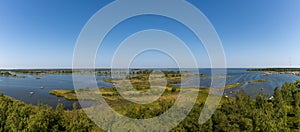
[247,68,300,76]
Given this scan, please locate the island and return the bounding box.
[249,79,268,83]
[0,71,26,78]
[247,68,300,76]
[49,82,245,101]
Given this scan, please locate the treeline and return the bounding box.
[104,80,300,131]
[0,71,25,78]
[10,70,73,74]
[1,81,300,131]
[0,72,13,76]
[0,94,102,132]
[170,80,300,131]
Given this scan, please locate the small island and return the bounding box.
[202,75,232,80]
[49,89,78,101]
[249,79,268,83]
[0,71,26,78]
[247,68,300,76]
[223,82,245,89]
[50,70,244,101]
[0,71,12,76]
[49,81,246,101]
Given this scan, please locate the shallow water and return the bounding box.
[0,69,299,109]
[0,74,112,109]
[181,69,300,97]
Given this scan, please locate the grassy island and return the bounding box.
[49,90,77,101]
[249,79,268,83]
[202,75,232,80]
[51,70,244,102]
[0,71,12,76]
[0,71,26,78]
[224,82,245,89]
[49,88,117,101]
[49,81,246,101]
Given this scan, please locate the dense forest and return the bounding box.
[0,94,102,131]
[1,80,300,131]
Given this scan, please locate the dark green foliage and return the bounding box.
[171,81,300,131]
[0,95,103,132]
[1,81,300,131]
[0,72,12,76]
[171,87,177,93]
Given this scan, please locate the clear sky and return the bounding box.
[0,0,299,69]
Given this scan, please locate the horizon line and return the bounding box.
[1,67,300,70]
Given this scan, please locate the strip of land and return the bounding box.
[49,82,245,101]
[249,79,268,83]
[247,68,300,76]
[0,71,26,78]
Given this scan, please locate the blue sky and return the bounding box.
[0,0,299,69]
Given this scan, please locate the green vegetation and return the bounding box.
[2,81,300,131]
[103,70,206,90]
[0,71,25,78]
[103,78,114,83]
[2,69,300,131]
[224,82,245,89]
[0,93,102,131]
[10,69,73,75]
[50,90,77,101]
[249,79,268,83]
[112,80,300,131]
[0,71,12,76]
[50,88,117,101]
[51,80,244,101]
[50,87,176,101]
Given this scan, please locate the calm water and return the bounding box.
[0,69,299,109]
[189,69,300,97]
[0,74,112,109]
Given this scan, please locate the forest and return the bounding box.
[1,80,300,131]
